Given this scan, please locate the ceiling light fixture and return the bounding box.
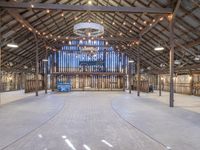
[174,59,181,65]
[7,40,19,48]
[129,60,134,63]
[194,55,200,61]
[74,22,104,37]
[42,59,48,62]
[154,45,164,51]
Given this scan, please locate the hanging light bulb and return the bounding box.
[88,0,92,5]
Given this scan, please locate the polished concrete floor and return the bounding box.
[0,91,200,150]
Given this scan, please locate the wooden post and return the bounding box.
[34,33,39,96]
[129,62,132,94]
[51,52,55,91]
[123,53,126,91]
[169,16,175,107]
[168,0,181,107]
[190,74,193,95]
[45,46,48,94]
[83,75,85,91]
[159,75,162,96]
[136,45,140,96]
[0,14,2,105]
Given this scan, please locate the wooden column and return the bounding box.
[44,47,48,94]
[168,0,181,107]
[190,74,193,95]
[128,62,132,94]
[34,33,39,96]
[136,45,140,96]
[51,52,55,91]
[122,53,126,91]
[0,14,2,105]
[159,75,162,96]
[83,75,85,91]
[169,17,175,107]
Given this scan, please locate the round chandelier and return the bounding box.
[73,22,104,37]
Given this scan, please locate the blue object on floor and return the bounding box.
[57,81,71,92]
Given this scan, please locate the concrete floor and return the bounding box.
[0,91,200,150]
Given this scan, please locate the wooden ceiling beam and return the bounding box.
[0,2,172,14]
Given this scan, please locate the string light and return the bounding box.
[110,35,113,37]
[46,9,50,13]
[88,0,92,5]
[149,23,152,26]
[143,21,147,24]
[112,22,115,25]
[61,12,64,17]
[31,4,34,8]
[129,30,132,33]
[123,22,126,25]
[153,19,155,22]
[159,17,163,21]
[168,14,173,21]
[139,27,142,30]
[133,22,136,25]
